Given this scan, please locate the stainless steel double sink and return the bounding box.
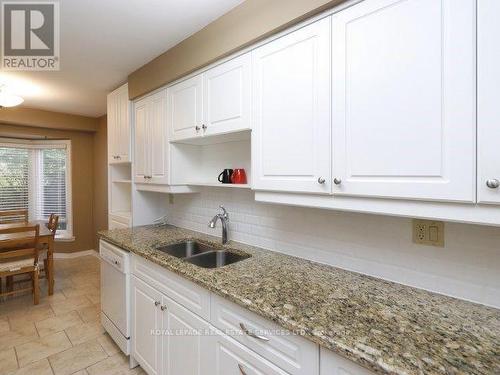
[155,240,250,268]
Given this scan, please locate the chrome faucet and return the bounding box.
[208,205,229,244]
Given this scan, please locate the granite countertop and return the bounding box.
[98,225,500,375]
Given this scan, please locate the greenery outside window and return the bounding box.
[0,138,73,240]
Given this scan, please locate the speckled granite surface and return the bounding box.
[98,225,500,375]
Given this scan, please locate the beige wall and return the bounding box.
[0,107,98,132]
[92,115,108,248]
[128,0,345,99]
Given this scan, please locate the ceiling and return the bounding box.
[0,0,244,118]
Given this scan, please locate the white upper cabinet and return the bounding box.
[107,83,131,163]
[252,18,332,194]
[168,53,252,142]
[203,52,251,136]
[133,98,148,182]
[478,0,500,205]
[133,89,169,185]
[331,0,476,202]
[149,91,169,184]
[167,75,203,141]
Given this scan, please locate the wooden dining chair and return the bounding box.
[0,209,28,224]
[41,214,58,279]
[0,225,40,304]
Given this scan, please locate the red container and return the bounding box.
[231,169,247,184]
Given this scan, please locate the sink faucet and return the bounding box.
[208,205,229,244]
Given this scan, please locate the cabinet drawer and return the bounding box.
[320,347,375,375]
[210,331,291,375]
[131,254,211,320]
[210,294,318,375]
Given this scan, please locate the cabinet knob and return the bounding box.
[333,178,342,185]
[317,177,326,184]
[195,125,201,131]
[486,179,500,189]
[154,301,160,307]
[160,305,167,311]
[202,124,207,130]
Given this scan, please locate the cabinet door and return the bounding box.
[320,347,375,375]
[478,0,500,204]
[252,18,332,194]
[161,296,213,375]
[133,98,149,183]
[116,85,131,162]
[203,52,251,136]
[107,91,118,163]
[167,74,203,141]
[149,90,169,185]
[206,332,290,375]
[331,0,475,202]
[131,276,162,375]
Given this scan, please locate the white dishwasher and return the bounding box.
[100,240,131,355]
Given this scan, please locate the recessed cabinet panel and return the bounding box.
[108,84,131,163]
[331,0,475,202]
[168,75,203,141]
[133,99,148,182]
[203,52,251,136]
[252,18,331,194]
[117,87,131,159]
[162,297,212,375]
[131,276,162,375]
[478,0,500,205]
[149,90,169,184]
[133,90,169,186]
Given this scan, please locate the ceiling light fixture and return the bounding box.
[0,85,24,108]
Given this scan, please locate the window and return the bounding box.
[0,138,72,239]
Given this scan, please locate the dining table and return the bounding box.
[0,220,55,295]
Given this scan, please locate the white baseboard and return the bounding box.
[53,249,97,259]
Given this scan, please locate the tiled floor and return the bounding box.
[0,255,145,375]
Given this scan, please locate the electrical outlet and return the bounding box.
[412,219,444,247]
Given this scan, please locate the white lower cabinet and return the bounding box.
[161,293,212,375]
[131,255,379,375]
[209,331,290,375]
[132,276,162,375]
[320,347,375,375]
[132,274,211,375]
[210,294,318,375]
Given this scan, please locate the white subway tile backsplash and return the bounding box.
[168,187,500,308]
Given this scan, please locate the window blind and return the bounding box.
[0,140,72,237]
[0,146,29,213]
[35,148,68,230]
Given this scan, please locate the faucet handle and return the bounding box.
[219,205,229,220]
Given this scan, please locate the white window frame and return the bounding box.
[0,138,73,241]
